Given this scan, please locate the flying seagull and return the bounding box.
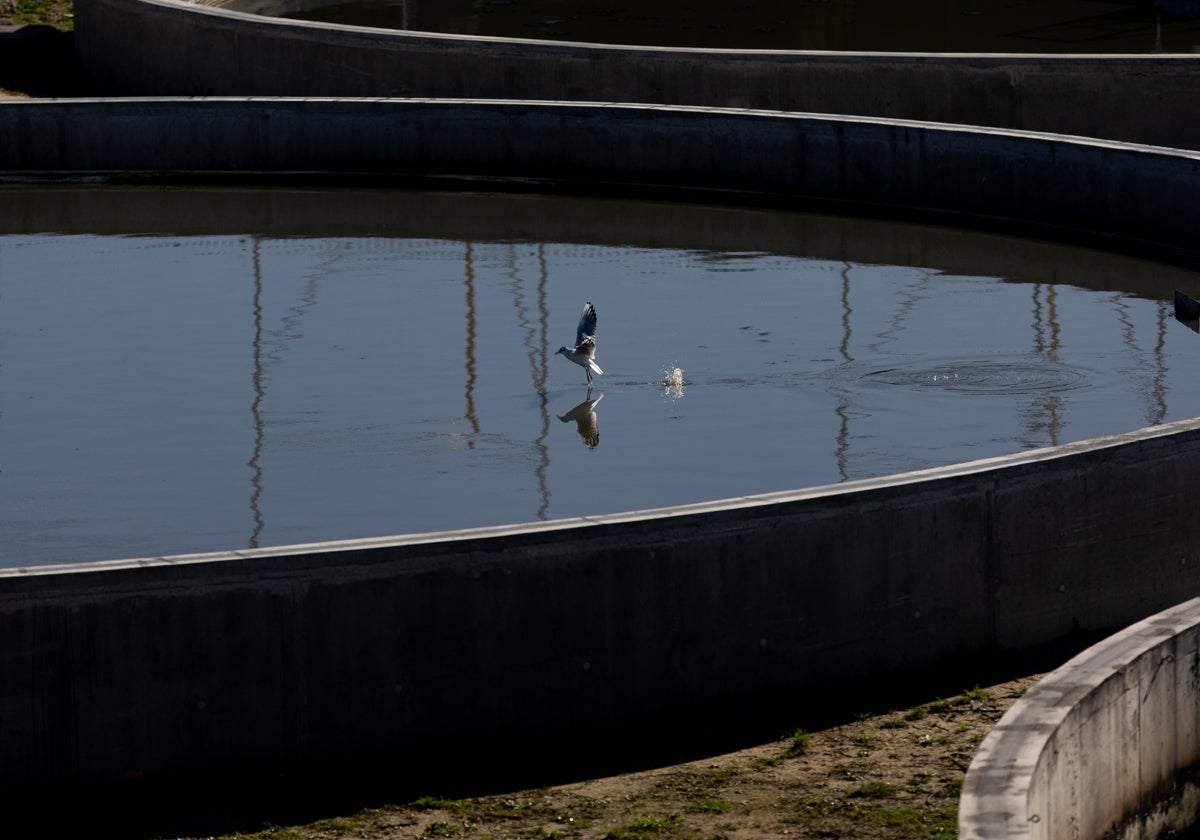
[556,301,603,384]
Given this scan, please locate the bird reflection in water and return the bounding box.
[558,389,604,448]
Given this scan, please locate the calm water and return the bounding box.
[1,186,1198,567]
[278,0,1200,53]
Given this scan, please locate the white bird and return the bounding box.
[555,302,603,384]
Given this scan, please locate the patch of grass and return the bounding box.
[308,817,360,834]
[841,759,875,781]
[798,794,836,817]
[907,770,934,792]
[515,828,567,839]
[903,706,928,722]
[701,766,739,785]
[853,803,958,836]
[603,814,681,839]
[785,728,811,756]
[879,717,908,729]
[425,822,462,838]
[412,796,558,823]
[686,795,733,814]
[849,780,901,798]
[413,796,458,811]
[927,698,954,714]
[958,684,994,704]
[220,829,308,840]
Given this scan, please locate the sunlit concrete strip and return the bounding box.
[1,98,1199,261]
[73,0,1200,150]
[961,597,1200,839]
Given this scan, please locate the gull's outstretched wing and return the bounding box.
[575,302,598,348]
[576,335,596,362]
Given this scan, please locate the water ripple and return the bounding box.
[852,356,1092,396]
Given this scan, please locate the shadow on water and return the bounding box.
[6,630,1106,839]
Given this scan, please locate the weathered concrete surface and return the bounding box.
[961,598,1200,840]
[5,418,1200,785]
[1,98,1200,264]
[73,0,1200,150]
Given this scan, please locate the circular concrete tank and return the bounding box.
[5,3,1200,836]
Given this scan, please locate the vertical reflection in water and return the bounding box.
[247,239,328,548]
[1032,284,1063,447]
[505,244,553,519]
[463,241,480,445]
[869,268,930,353]
[834,261,854,482]
[534,244,552,518]
[1113,293,1170,427]
[1045,284,1064,446]
[247,236,265,547]
[1151,299,1169,425]
[1114,292,1139,352]
[1112,292,1145,425]
[1031,282,1047,354]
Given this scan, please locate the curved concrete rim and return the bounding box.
[133,0,1200,59]
[5,97,1200,265]
[5,417,1198,578]
[961,596,1200,839]
[73,0,1200,149]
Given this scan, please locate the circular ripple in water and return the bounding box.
[858,357,1091,396]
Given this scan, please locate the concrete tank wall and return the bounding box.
[961,598,1200,840]
[2,98,1200,262]
[73,0,1200,150]
[7,419,1200,785]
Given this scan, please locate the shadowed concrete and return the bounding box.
[73,0,1200,150]
[1,98,1199,262]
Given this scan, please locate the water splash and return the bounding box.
[661,366,685,399]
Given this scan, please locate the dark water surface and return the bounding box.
[2,186,1198,567]
[277,0,1200,52]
